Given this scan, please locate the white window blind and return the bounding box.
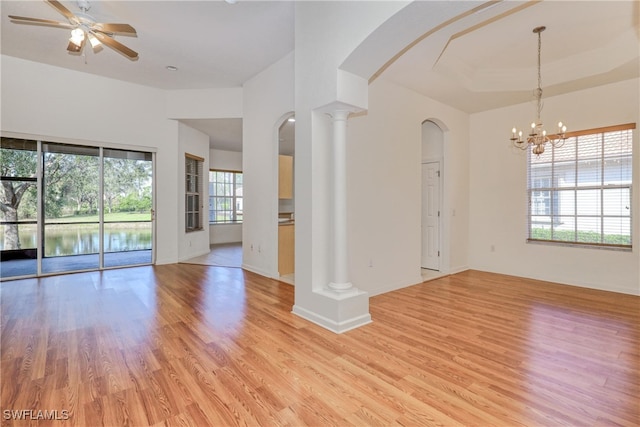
[185,154,203,232]
[527,123,634,249]
[209,170,243,223]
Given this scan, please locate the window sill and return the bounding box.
[210,222,242,226]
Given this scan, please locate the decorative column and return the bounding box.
[291,102,371,332]
[328,110,353,291]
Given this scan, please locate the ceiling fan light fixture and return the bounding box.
[9,0,138,60]
[70,27,84,45]
[88,32,101,48]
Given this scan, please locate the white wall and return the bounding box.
[242,52,294,277]
[469,78,640,295]
[210,148,242,171]
[209,224,241,245]
[0,55,180,264]
[348,78,470,296]
[166,88,243,119]
[210,149,243,244]
[177,122,210,261]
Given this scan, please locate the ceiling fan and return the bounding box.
[8,0,138,60]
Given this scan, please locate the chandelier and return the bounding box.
[510,26,567,155]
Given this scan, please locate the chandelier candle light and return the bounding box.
[511,26,567,155]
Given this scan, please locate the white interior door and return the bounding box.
[421,161,440,270]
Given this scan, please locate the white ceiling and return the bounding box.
[1,0,294,89]
[1,1,638,152]
[383,0,639,113]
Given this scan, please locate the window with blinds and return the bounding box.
[527,123,634,249]
[209,170,243,223]
[185,154,204,232]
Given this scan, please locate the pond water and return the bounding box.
[0,223,152,256]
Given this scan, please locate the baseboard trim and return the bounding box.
[471,267,640,296]
[448,265,469,275]
[241,263,273,278]
[367,275,424,297]
[292,305,372,334]
[178,249,211,263]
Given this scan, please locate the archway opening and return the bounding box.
[276,113,295,284]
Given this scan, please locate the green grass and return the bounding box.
[531,228,631,246]
[46,212,151,223]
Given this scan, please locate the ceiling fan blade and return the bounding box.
[93,23,137,36]
[8,15,73,28]
[46,0,76,22]
[92,31,138,60]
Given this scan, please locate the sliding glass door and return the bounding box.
[42,143,100,274]
[0,138,154,279]
[0,139,39,277]
[103,149,153,268]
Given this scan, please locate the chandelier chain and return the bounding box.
[510,25,567,156]
[536,29,542,123]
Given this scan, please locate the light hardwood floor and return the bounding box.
[1,266,638,426]
[181,243,243,268]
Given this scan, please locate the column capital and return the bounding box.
[315,100,365,118]
[328,110,351,122]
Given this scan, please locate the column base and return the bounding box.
[327,281,353,291]
[292,287,371,333]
